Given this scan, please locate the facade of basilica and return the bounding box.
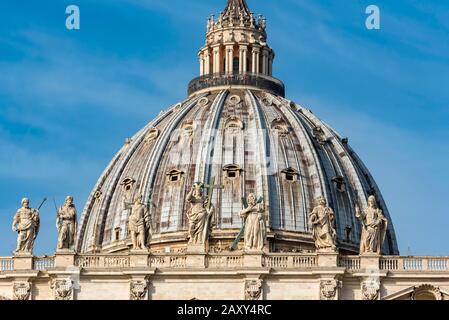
[1,0,448,300]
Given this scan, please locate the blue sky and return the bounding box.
[0,0,448,256]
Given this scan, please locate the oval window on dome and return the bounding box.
[145,128,160,143]
[197,97,209,107]
[227,95,241,106]
[120,177,136,192]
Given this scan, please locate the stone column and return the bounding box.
[213,45,221,74]
[268,53,273,76]
[199,52,204,76]
[252,46,260,73]
[204,50,210,75]
[239,45,248,73]
[225,45,234,73]
[262,48,269,75]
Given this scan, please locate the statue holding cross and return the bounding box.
[185,181,217,246]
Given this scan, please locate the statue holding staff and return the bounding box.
[12,198,43,254]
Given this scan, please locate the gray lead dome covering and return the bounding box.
[76,89,399,255]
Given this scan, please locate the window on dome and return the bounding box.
[332,176,346,193]
[166,169,185,184]
[223,164,242,180]
[114,227,121,241]
[121,178,136,192]
[281,168,299,182]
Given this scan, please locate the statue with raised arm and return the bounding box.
[240,194,265,251]
[309,196,337,252]
[356,195,388,254]
[124,195,150,250]
[56,196,77,251]
[12,198,40,254]
[185,183,214,246]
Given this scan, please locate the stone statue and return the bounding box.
[240,194,265,251]
[356,195,388,254]
[124,195,151,250]
[309,196,337,252]
[12,198,40,254]
[185,183,214,246]
[56,196,77,251]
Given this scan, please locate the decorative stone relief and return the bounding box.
[145,128,160,143]
[130,280,148,300]
[361,279,380,300]
[271,118,289,137]
[320,280,339,300]
[197,97,209,107]
[260,94,273,106]
[227,95,241,107]
[224,116,244,132]
[244,280,263,300]
[412,284,442,300]
[51,278,74,300]
[13,281,31,301]
[312,126,327,145]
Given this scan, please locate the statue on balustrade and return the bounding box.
[309,196,337,252]
[124,195,151,250]
[12,198,40,254]
[185,183,214,246]
[56,196,77,251]
[356,195,388,254]
[240,193,266,251]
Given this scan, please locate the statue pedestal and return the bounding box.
[317,250,338,268]
[186,253,206,268]
[360,253,381,270]
[186,243,206,254]
[243,251,263,268]
[55,250,76,268]
[130,250,150,268]
[13,253,33,270]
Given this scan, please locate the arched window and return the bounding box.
[233,57,239,73]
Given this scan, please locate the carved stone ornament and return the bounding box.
[13,281,31,301]
[412,284,443,301]
[130,280,148,300]
[244,280,263,300]
[361,279,380,300]
[197,97,209,107]
[320,280,339,300]
[52,278,73,300]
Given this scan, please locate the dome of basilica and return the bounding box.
[76,0,399,255]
